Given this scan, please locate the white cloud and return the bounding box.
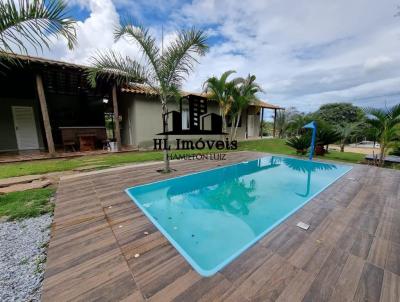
[23,0,400,111]
[177,0,400,111]
[364,56,393,70]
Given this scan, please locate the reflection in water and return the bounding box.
[283,158,337,197]
[166,157,282,216]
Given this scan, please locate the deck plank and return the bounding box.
[41,152,400,301]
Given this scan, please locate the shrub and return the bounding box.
[286,135,311,155]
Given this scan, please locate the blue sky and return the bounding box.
[39,0,400,114]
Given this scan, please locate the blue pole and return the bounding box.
[303,121,317,160]
[309,123,316,160]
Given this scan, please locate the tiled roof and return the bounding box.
[2,53,284,109]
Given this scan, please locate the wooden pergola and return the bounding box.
[1,54,119,155]
[249,100,284,138]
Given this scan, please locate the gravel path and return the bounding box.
[0,214,52,302]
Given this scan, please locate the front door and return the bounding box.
[12,106,40,150]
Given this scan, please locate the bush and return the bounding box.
[390,145,400,156]
[286,135,311,155]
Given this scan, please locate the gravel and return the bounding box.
[0,214,52,302]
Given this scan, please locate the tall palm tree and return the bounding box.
[275,110,290,138]
[364,104,400,166]
[203,70,236,132]
[230,74,263,140]
[0,0,77,63]
[88,22,208,172]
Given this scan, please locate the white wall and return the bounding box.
[120,93,260,147]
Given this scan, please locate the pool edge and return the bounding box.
[125,156,353,277]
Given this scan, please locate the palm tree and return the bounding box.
[336,122,359,152]
[0,0,76,64]
[230,74,263,140]
[275,110,289,138]
[88,22,208,172]
[203,70,236,132]
[364,104,400,166]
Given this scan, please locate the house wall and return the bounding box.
[120,93,259,148]
[0,97,45,152]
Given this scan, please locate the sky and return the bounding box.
[32,0,400,113]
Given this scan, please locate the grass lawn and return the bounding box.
[0,188,55,220]
[0,139,365,179]
[239,138,365,163]
[0,151,164,179]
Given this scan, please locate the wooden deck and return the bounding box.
[42,152,400,302]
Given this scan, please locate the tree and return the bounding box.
[336,122,359,152]
[275,107,300,138]
[315,123,341,155]
[314,103,364,127]
[0,0,76,64]
[364,104,400,166]
[88,22,208,172]
[287,113,307,136]
[230,74,263,140]
[203,70,236,132]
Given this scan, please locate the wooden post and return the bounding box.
[36,74,55,156]
[273,108,277,138]
[260,108,264,138]
[245,107,249,139]
[112,84,122,151]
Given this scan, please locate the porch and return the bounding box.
[0,55,124,157]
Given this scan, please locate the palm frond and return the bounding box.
[87,50,149,88]
[114,20,161,79]
[220,70,236,85]
[160,27,208,87]
[0,0,77,56]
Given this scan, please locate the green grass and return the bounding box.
[239,138,364,163]
[0,151,164,179]
[0,188,55,220]
[0,139,365,179]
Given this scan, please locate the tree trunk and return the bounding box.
[220,105,227,133]
[379,143,385,167]
[229,116,236,140]
[161,97,170,172]
[233,109,242,140]
[340,144,344,152]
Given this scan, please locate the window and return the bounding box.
[182,108,190,130]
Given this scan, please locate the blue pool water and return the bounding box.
[125,156,352,276]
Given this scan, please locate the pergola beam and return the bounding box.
[273,108,277,138]
[36,74,56,156]
[259,108,264,138]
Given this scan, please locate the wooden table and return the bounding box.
[78,134,96,151]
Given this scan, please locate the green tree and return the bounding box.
[230,74,263,140]
[336,122,359,152]
[203,70,236,132]
[314,103,364,127]
[364,104,400,166]
[0,0,76,64]
[275,107,302,138]
[88,22,208,172]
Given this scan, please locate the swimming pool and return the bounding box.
[125,156,352,276]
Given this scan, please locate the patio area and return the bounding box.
[42,151,400,301]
